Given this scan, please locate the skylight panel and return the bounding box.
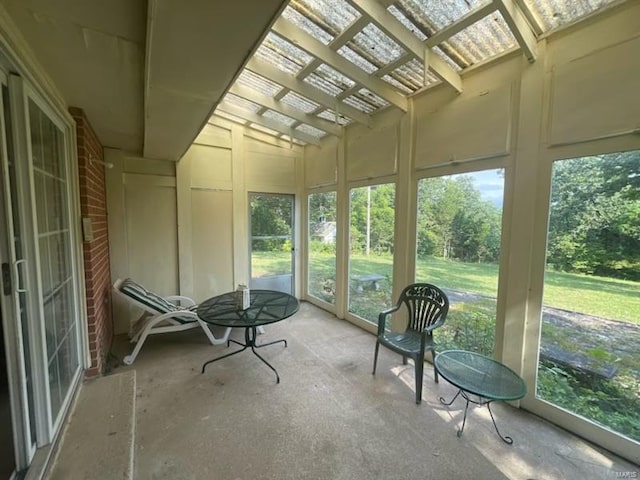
[337,46,378,74]
[387,5,427,41]
[432,46,462,72]
[342,95,376,114]
[315,64,356,90]
[262,109,297,127]
[343,88,390,114]
[391,59,424,91]
[289,0,361,35]
[237,70,282,97]
[445,11,516,66]
[224,93,261,113]
[264,32,314,68]
[382,74,415,94]
[396,0,491,32]
[352,24,405,65]
[280,91,320,113]
[317,109,352,126]
[304,73,344,96]
[296,123,327,138]
[523,0,618,31]
[255,44,304,75]
[357,89,389,109]
[282,5,334,45]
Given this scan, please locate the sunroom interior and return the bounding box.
[0,0,638,478]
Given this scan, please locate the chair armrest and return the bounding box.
[377,304,401,335]
[165,295,196,307]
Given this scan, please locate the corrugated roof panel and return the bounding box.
[524,0,619,31]
[256,44,304,75]
[352,23,406,65]
[237,70,282,97]
[337,45,378,74]
[396,0,491,32]
[391,59,424,91]
[280,91,320,113]
[316,63,356,90]
[342,95,376,113]
[264,32,314,67]
[296,123,327,138]
[432,46,462,72]
[224,93,262,113]
[382,74,415,94]
[263,109,297,127]
[357,88,389,109]
[387,4,427,41]
[289,0,361,35]
[317,109,352,126]
[282,5,334,45]
[304,73,344,96]
[445,11,516,66]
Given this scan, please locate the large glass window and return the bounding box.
[307,191,337,303]
[536,151,640,443]
[416,170,504,355]
[348,183,395,322]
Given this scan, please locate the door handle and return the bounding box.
[13,259,27,293]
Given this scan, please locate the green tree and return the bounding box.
[250,194,292,252]
[547,152,640,280]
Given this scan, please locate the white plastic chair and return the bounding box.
[114,278,231,365]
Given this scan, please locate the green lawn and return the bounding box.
[255,251,640,324]
[255,250,640,442]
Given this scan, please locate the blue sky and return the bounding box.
[465,169,505,208]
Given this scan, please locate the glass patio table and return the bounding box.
[435,350,527,444]
[197,289,299,383]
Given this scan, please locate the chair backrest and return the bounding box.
[114,278,195,323]
[399,283,449,333]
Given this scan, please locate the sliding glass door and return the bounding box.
[0,71,83,474]
[27,95,81,429]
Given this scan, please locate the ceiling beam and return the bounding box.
[272,17,408,110]
[513,0,544,35]
[246,57,372,126]
[296,16,369,81]
[425,3,497,48]
[494,0,538,62]
[345,0,462,93]
[217,101,321,145]
[228,83,343,136]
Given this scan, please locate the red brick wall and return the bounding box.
[70,107,113,378]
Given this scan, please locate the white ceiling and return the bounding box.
[1,0,288,160]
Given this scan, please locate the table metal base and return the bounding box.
[439,389,514,444]
[201,326,287,383]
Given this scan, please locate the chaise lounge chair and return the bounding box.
[114,278,231,365]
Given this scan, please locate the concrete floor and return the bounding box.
[60,302,638,479]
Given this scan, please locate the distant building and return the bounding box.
[312,221,336,244]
